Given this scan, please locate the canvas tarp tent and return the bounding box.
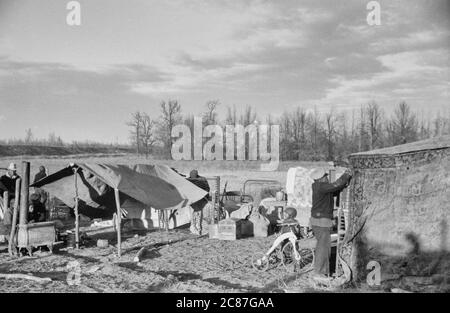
[31,163,207,227]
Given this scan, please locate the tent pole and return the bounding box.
[211,192,216,224]
[114,188,122,257]
[8,179,21,256]
[73,168,80,249]
[2,191,9,220]
[164,210,169,232]
[19,161,30,225]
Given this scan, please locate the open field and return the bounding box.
[0,144,132,157]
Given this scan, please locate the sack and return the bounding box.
[249,211,270,237]
[230,203,252,220]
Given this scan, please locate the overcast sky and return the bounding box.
[0,0,449,143]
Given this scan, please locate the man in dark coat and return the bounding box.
[0,163,20,199]
[33,166,47,183]
[187,170,210,235]
[33,165,48,204]
[309,168,352,278]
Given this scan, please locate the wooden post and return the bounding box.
[8,179,21,256]
[2,191,8,217]
[73,168,80,249]
[19,162,30,225]
[164,210,169,231]
[44,191,50,220]
[113,188,122,257]
[211,192,216,224]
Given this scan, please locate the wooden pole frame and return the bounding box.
[73,168,80,249]
[114,188,122,257]
[2,191,8,219]
[8,179,21,256]
[19,161,30,225]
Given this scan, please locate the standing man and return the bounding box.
[0,163,20,237]
[33,165,48,204]
[33,165,47,183]
[0,163,20,199]
[309,167,352,279]
[187,170,210,235]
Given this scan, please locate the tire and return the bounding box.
[281,242,314,273]
[251,252,270,271]
[251,252,280,271]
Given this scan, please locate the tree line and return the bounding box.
[126,100,450,161]
[1,130,128,150]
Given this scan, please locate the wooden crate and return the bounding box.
[218,218,253,240]
[17,221,57,255]
[208,224,219,239]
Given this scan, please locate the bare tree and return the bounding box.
[365,101,383,150]
[203,100,220,126]
[335,111,353,159]
[358,105,368,152]
[239,105,257,126]
[324,109,337,161]
[279,111,292,160]
[48,132,57,146]
[418,110,431,140]
[140,113,157,158]
[389,101,418,145]
[127,111,143,155]
[432,109,450,137]
[225,105,238,125]
[159,100,182,156]
[25,128,34,145]
[291,107,307,159]
[308,106,321,159]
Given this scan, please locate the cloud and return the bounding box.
[370,29,450,54]
[0,0,448,141]
[130,62,269,96]
[0,58,171,142]
[319,49,449,111]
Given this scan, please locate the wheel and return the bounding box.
[251,252,270,271]
[252,252,280,271]
[281,242,314,273]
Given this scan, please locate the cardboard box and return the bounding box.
[218,218,253,240]
[208,224,219,239]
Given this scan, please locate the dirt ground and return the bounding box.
[0,226,334,293]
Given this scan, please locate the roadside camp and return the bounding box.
[0,136,449,292]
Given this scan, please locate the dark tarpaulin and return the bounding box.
[31,163,207,214]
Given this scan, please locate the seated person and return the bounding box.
[28,193,46,223]
[256,207,302,266]
[278,207,302,237]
